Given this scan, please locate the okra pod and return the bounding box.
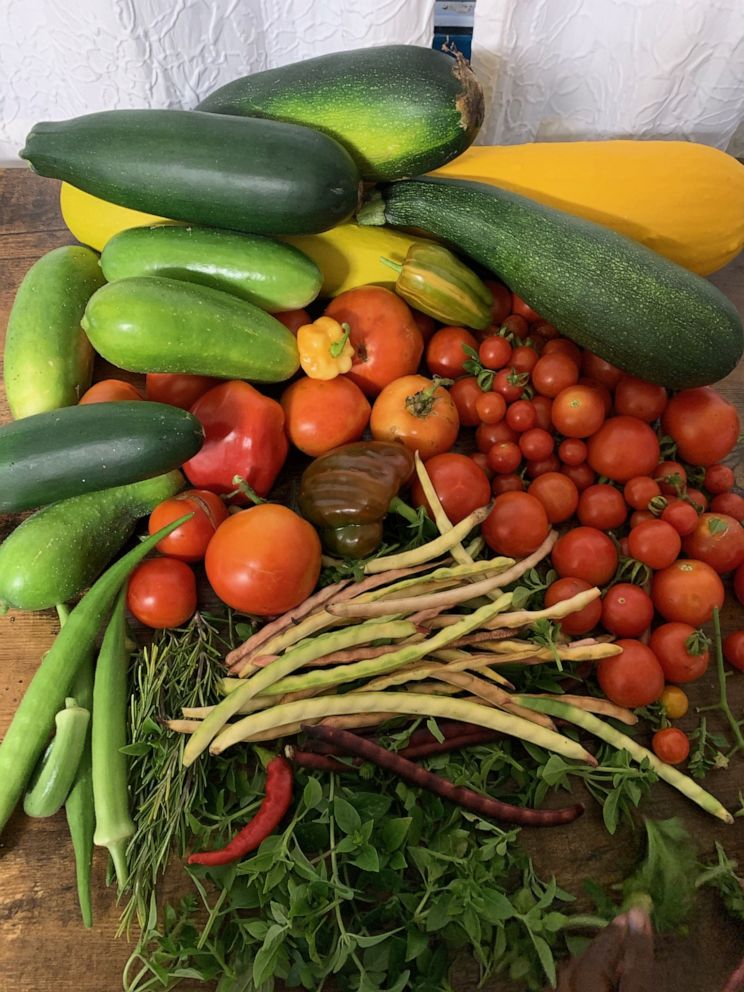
[23,697,90,818]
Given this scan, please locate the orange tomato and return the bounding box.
[274,308,311,334]
[146,373,220,410]
[370,374,459,461]
[281,376,371,457]
[79,379,143,404]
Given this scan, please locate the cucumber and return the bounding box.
[100,225,322,312]
[0,402,203,513]
[0,471,184,612]
[81,276,300,381]
[21,109,360,236]
[360,178,744,387]
[4,246,104,419]
[197,46,484,182]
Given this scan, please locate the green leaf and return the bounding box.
[405,927,429,962]
[381,817,412,852]
[529,933,557,987]
[426,718,445,743]
[334,796,362,835]
[480,888,515,923]
[602,788,621,835]
[302,776,323,810]
[353,844,380,873]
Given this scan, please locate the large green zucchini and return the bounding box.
[81,276,300,381]
[20,110,360,235]
[0,402,203,513]
[359,178,744,387]
[197,46,484,182]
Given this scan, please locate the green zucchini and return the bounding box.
[0,470,184,612]
[81,276,300,381]
[359,178,744,387]
[21,109,360,235]
[4,246,104,418]
[197,45,484,182]
[100,225,322,311]
[0,402,202,513]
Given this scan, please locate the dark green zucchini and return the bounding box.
[20,110,360,235]
[81,276,300,381]
[359,178,743,387]
[197,46,484,182]
[0,402,203,513]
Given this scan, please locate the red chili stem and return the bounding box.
[303,725,584,827]
[187,755,293,866]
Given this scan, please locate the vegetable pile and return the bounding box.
[2,42,744,992]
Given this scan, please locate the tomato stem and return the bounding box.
[378,255,403,274]
[404,377,453,418]
[230,475,266,505]
[329,323,351,358]
[712,607,744,756]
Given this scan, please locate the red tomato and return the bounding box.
[652,559,725,625]
[127,558,197,629]
[685,488,709,513]
[525,454,561,479]
[542,338,583,367]
[532,320,558,340]
[630,509,655,528]
[531,395,554,431]
[601,583,654,637]
[581,352,624,389]
[470,451,493,479]
[206,504,321,615]
[628,519,682,570]
[551,527,618,586]
[511,294,540,322]
[723,631,744,671]
[623,476,662,511]
[511,344,539,374]
[500,314,530,339]
[79,379,143,404]
[476,420,518,453]
[326,286,423,397]
[478,335,512,371]
[597,640,665,708]
[545,577,601,635]
[528,472,579,523]
[281,376,370,457]
[558,438,587,467]
[487,441,522,474]
[655,460,687,496]
[146,373,219,410]
[531,353,579,398]
[482,492,550,558]
[370,375,459,461]
[578,377,613,415]
[649,622,710,683]
[493,368,528,403]
[485,280,512,325]
[661,499,700,536]
[662,387,740,466]
[561,462,596,491]
[586,416,660,483]
[411,310,437,342]
[711,492,744,522]
[682,513,744,573]
[506,400,537,433]
[273,308,310,333]
[704,464,735,494]
[652,727,690,765]
[148,489,228,562]
[736,563,744,605]
[492,473,524,495]
[410,453,491,525]
[519,428,554,461]
[577,484,628,530]
[551,385,605,438]
[475,391,507,425]
[613,376,667,422]
[426,326,479,378]
[450,376,483,427]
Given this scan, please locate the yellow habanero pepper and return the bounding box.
[297,316,355,380]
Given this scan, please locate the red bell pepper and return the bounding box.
[183,381,288,497]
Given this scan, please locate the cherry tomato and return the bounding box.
[623,476,662,511]
[525,454,561,479]
[511,294,540,322]
[660,685,689,719]
[499,314,530,339]
[597,639,665,708]
[558,438,587,467]
[492,473,524,495]
[532,320,558,340]
[723,631,744,671]
[470,451,493,480]
[685,488,709,513]
[273,308,310,333]
[652,727,690,764]
[511,344,539,374]
[586,416,660,483]
[551,527,618,586]
[475,391,507,425]
[205,504,321,615]
[148,489,228,562]
[561,462,596,491]
[704,464,735,494]
[545,577,602,635]
[426,325,479,378]
[450,376,483,427]
[601,583,654,637]
[662,387,740,466]
[478,335,512,371]
[682,513,744,573]
[519,428,554,461]
[145,373,219,410]
[485,280,512,325]
[736,563,744,605]
[370,374,459,461]
[506,400,537,433]
[531,353,579,398]
[630,509,655,528]
[628,519,682,570]
[655,460,686,496]
[578,484,628,530]
[528,472,579,523]
[493,367,528,403]
[411,310,437,342]
[542,338,583,367]
[711,492,744,522]
[476,420,518,453]
[578,377,613,415]
[613,376,667,422]
[531,395,553,431]
[487,441,522,474]
[661,499,700,536]
[649,622,710,683]
[482,492,550,558]
[652,559,725,625]
[281,376,370,457]
[551,385,605,438]
[79,379,143,404]
[581,352,624,389]
[410,452,491,525]
[127,558,197,629]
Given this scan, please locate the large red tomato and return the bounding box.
[482,492,550,559]
[651,559,725,625]
[682,513,744,574]
[370,375,459,461]
[551,527,617,586]
[281,376,370,457]
[597,640,665,708]
[146,373,220,410]
[127,558,197,629]
[586,416,660,483]
[149,489,228,562]
[661,387,740,466]
[410,453,490,524]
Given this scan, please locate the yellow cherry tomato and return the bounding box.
[660,685,689,719]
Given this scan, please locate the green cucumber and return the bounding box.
[4,246,104,418]
[21,109,360,235]
[81,276,300,381]
[100,225,321,312]
[0,402,203,513]
[197,45,484,182]
[360,178,744,387]
[0,470,184,612]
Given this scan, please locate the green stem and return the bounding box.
[329,323,351,358]
[230,475,266,505]
[388,496,421,526]
[713,607,744,755]
[379,255,403,274]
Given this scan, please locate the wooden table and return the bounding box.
[1,168,743,992]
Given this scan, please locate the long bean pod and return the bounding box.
[413,451,473,566]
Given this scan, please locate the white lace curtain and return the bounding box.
[1,0,743,165]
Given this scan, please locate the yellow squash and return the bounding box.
[431,140,744,275]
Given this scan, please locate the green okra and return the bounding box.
[24,697,90,818]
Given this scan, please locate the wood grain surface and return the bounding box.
[0,169,743,992]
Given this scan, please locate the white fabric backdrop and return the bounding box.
[1,0,743,165]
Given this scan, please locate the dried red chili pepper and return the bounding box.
[187,755,293,866]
